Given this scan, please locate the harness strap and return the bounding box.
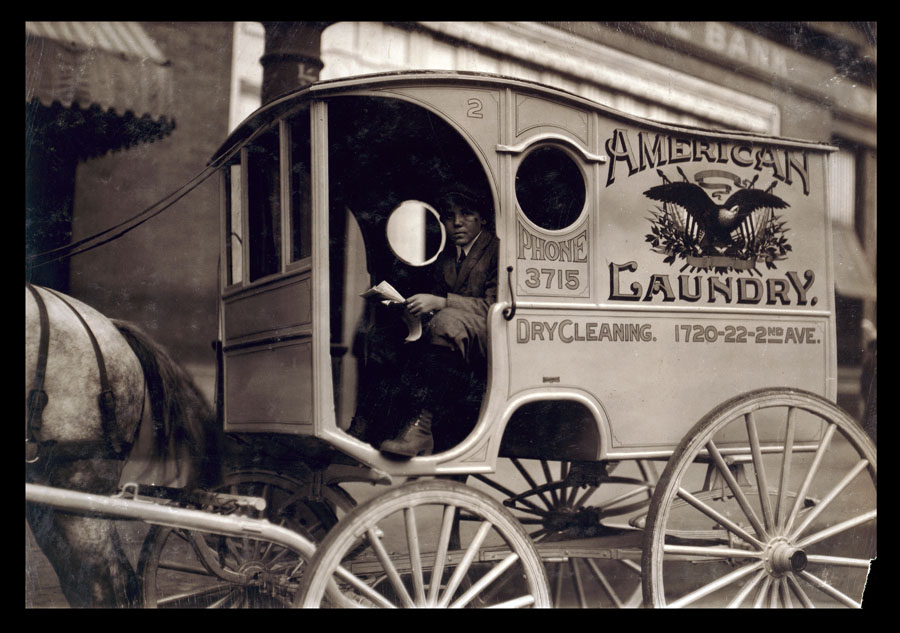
[44,288,125,458]
[25,284,51,463]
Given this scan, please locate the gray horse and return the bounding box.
[25,284,221,607]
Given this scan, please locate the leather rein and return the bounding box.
[26,285,130,464]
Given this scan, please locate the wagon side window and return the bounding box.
[289,111,312,263]
[246,127,282,281]
[515,145,586,231]
[223,158,243,286]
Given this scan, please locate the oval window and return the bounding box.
[515,146,586,231]
[386,200,447,266]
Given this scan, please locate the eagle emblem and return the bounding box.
[643,168,792,274]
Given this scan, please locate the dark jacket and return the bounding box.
[427,232,499,364]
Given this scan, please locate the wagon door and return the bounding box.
[219,103,327,435]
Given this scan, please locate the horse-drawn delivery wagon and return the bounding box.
[26,71,875,608]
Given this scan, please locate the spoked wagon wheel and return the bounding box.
[643,388,876,608]
[297,479,551,608]
[138,471,353,608]
[472,458,655,608]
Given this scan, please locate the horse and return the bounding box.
[25,284,222,607]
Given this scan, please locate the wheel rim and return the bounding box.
[298,479,551,608]
[139,472,348,608]
[471,458,654,607]
[643,389,876,608]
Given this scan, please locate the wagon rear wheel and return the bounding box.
[297,479,551,608]
[472,458,654,607]
[642,388,876,608]
[138,471,353,608]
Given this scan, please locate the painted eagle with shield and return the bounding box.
[643,167,792,274]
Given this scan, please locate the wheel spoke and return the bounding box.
[591,484,652,513]
[638,460,658,492]
[333,564,396,608]
[706,439,768,539]
[366,527,415,608]
[497,505,548,520]
[472,474,547,516]
[404,507,427,606]
[785,423,836,533]
[156,559,217,576]
[797,570,862,608]
[775,407,797,532]
[805,554,872,568]
[663,544,763,560]
[768,577,780,608]
[788,459,870,541]
[785,572,816,608]
[585,558,623,608]
[528,527,552,543]
[676,487,765,549]
[486,595,536,608]
[540,461,560,507]
[745,412,775,531]
[448,552,519,608]
[264,544,290,568]
[752,574,773,608]
[428,504,457,605]
[780,577,794,608]
[207,588,238,609]
[512,517,545,525]
[260,539,276,562]
[437,520,493,607]
[573,485,600,509]
[795,510,876,549]
[669,560,765,608]
[726,568,767,608]
[570,558,588,607]
[565,480,580,507]
[511,458,552,510]
[552,562,564,606]
[155,584,232,608]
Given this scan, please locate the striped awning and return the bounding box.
[25,22,175,157]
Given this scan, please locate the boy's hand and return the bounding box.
[405,294,446,316]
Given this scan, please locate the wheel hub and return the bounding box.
[238,560,270,586]
[544,506,600,532]
[763,537,807,577]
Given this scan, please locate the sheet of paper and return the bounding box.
[361,280,421,341]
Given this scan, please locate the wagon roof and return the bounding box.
[208,70,836,167]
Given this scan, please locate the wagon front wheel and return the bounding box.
[642,388,876,608]
[138,471,351,608]
[297,479,551,608]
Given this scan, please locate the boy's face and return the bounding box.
[442,202,486,248]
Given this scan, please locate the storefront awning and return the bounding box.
[25,22,176,159]
[832,224,877,301]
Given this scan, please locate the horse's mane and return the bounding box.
[112,320,223,489]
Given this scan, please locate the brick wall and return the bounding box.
[70,22,234,380]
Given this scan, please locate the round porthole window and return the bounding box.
[386,200,447,266]
[514,146,586,231]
